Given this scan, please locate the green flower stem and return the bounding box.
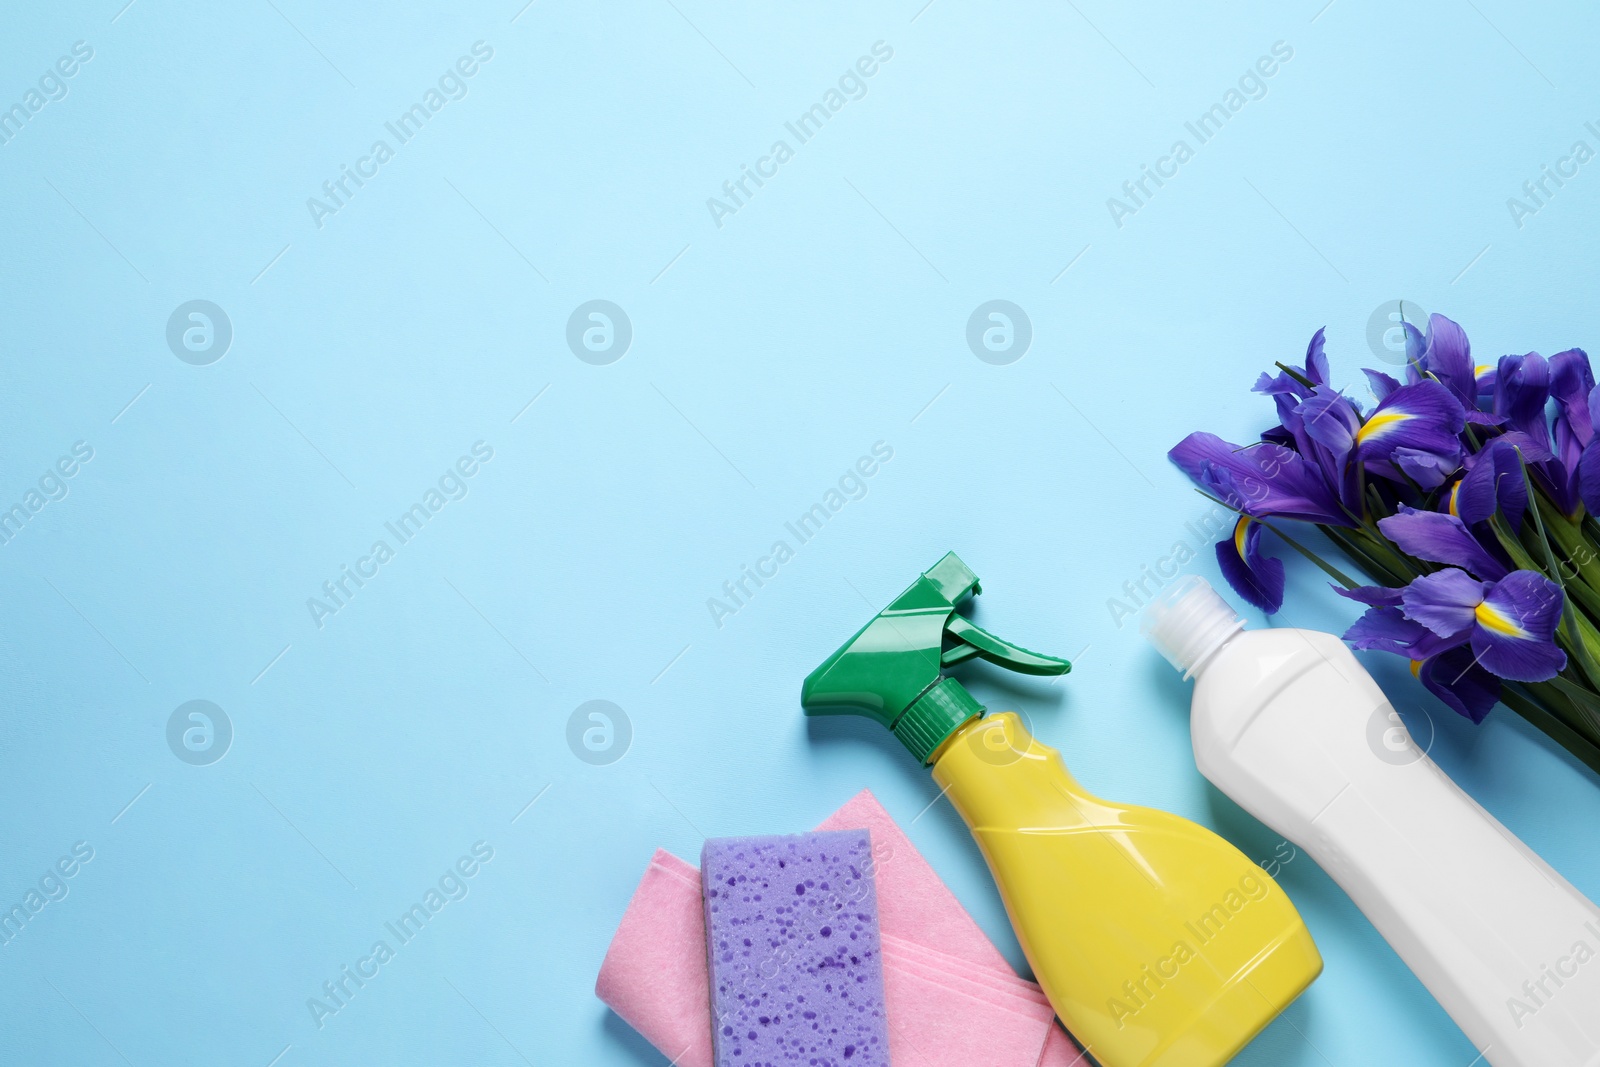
[1486,511,1600,685]
[1557,570,1600,628]
[1553,682,1600,745]
[1350,510,1421,580]
[1522,679,1596,740]
[1561,609,1600,694]
[1319,526,1411,587]
[1356,528,1424,581]
[1364,483,1391,523]
[1273,362,1316,390]
[1255,520,1362,589]
[1516,469,1600,693]
[1490,514,1546,573]
[1533,495,1600,602]
[1502,683,1600,777]
[1581,512,1600,548]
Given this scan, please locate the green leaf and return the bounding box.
[1273,362,1316,390]
[1540,676,1600,741]
[1514,453,1600,691]
[1488,513,1545,573]
[1500,683,1600,777]
[1533,494,1600,603]
[1557,568,1600,623]
[1319,526,1409,587]
[1351,512,1423,580]
[1581,511,1600,548]
[1523,678,1600,742]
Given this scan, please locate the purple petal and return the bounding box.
[1418,647,1501,724]
[1344,606,1439,655]
[1394,447,1460,489]
[1469,570,1567,682]
[1421,314,1478,409]
[1260,424,1297,450]
[1541,462,1583,518]
[1253,369,1309,400]
[1482,570,1564,637]
[1579,438,1600,517]
[1495,429,1554,464]
[1551,349,1594,449]
[1401,568,1489,638]
[1543,350,1597,514]
[1304,327,1329,386]
[1448,467,1491,525]
[1403,320,1427,382]
[1168,432,1351,525]
[1364,368,1402,402]
[1364,457,1404,484]
[1494,353,1552,449]
[1477,569,1563,637]
[1458,437,1531,530]
[1470,630,1567,682]
[1215,518,1285,613]
[1296,389,1362,457]
[1354,380,1466,466]
[1334,583,1404,607]
[1377,506,1508,580]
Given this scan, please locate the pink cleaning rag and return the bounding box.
[595,789,1089,1067]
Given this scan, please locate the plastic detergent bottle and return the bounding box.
[1142,575,1600,1067]
[801,553,1322,1067]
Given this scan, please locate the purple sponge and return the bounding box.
[701,829,890,1067]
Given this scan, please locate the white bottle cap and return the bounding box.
[1140,576,1245,680]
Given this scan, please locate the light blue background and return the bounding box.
[2,1,1598,1064]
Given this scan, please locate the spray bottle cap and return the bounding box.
[800,552,1071,764]
[1140,576,1244,680]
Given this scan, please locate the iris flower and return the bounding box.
[1338,508,1566,720]
[1444,433,1546,532]
[1166,431,1352,615]
[1572,370,1600,516]
[1303,377,1466,490]
[1254,330,1357,507]
[1216,516,1285,613]
[1498,349,1594,515]
[1167,433,1350,527]
[1400,313,1501,424]
[1168,313,1600,764]
[1341,568,1566,721]
[1378,505,1509,582]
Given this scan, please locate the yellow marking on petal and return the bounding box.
[1233,516,1251,559]
[1474,601,1529,638]
[1356,410,1411,444]
[1475,365,1491,378]
[1409,659,1422,677]
[1447,481,1462,518]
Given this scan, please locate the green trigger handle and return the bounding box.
[801,552,1070,764]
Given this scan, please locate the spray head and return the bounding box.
[800,552,1071,764]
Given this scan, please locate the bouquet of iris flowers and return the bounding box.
[1170,314,1600,775]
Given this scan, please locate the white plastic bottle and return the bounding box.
[1142,576,1600,1067]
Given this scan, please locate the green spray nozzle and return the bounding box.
[801,552,1070,764]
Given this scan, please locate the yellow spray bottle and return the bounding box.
[801,553,1321,1067]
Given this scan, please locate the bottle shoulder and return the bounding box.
[1192,627,1370,737]
[1198,626,1350,687]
